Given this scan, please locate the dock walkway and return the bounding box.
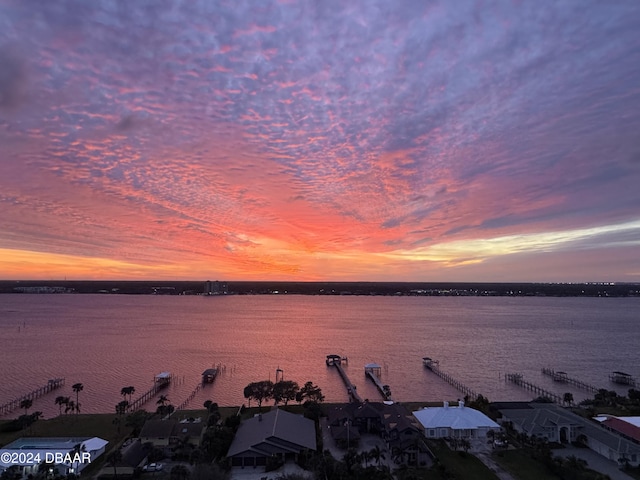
[326,355,362,403]
[541,368,599,394]
[174,383,203,413]
[505,373,564,404]
[422,357,479,401]
[129,373,172,412]
[0,378,65,416]
[364,363,393,401]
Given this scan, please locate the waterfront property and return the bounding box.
[327,401,432,465]
[227,408,316,468]
[494,402,640,466]
[0,436,107,477]
[412,401,500,439]
[101,439,149,478]
[139,418,205,449]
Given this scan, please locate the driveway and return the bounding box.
[554,446,633,480]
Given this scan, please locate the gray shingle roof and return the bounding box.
[498,403,640,456]
[227,409,316,458]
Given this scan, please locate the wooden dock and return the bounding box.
[422,357,479,401]
[609,371,637,387]
[128,372,172,412]
[326,355,362,403]
[541,368,599,394]
[0,378,65,416]
[174,383,203,413]
[505,373,563,404]
[364,363,393,401]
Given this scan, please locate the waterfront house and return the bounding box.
[139,418,205,449]
[100,439,149,478]
[599,416,640,443]
[0,436,107,478]
[494,402,640,466]
[227,408,316,468]
[383,403,432,466]
[413,401,500,439]
[171,419,205,447]
[139,419,176,448]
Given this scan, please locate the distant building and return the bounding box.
[13,286,70,294]
[204,280,228,295]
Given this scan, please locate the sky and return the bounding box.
[1,0,640,282]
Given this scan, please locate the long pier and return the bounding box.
[326,355,362,403]
[364,363,393,401]
[128,373,172,412]
[174,383,203,413]
[0,378,65,416]
[422,357,479,401]
[505,373,564,404]
[541,368,599,394]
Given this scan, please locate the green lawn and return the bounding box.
[492,449,562,480]
[428,440,500,480]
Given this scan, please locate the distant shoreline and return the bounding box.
[1,280,639,297]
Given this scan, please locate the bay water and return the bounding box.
[0,294,638,418]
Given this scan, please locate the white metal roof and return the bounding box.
[413,405,499,431]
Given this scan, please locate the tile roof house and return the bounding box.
[495,403,640,466]
[227,409,316,468]
[598,416,640,443]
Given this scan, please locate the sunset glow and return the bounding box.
[1,1,639,281]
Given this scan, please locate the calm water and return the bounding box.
[0,294,638,419]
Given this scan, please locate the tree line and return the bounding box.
[243,380,324,409]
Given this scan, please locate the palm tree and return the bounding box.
[370,445,385,466]
[157,395,170,415]
[70,443,86,475]
[65,400,76,415]
[72,383,84,414]
[20,398,33,416]
[55,396,69,416]
[121,386,135,404]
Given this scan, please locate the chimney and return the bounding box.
[443,401,449,409]
[459,400,465,408]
